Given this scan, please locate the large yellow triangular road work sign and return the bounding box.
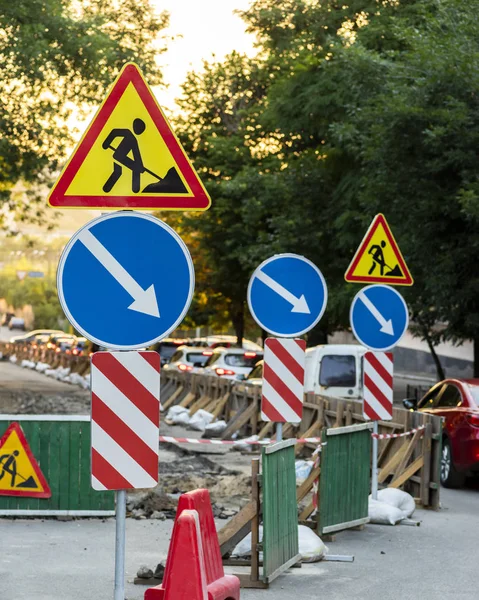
[48,63,210,211]
[345,214,414,286]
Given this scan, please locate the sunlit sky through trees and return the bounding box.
[152,0,256,111]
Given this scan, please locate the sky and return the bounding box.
[152,0,257,110]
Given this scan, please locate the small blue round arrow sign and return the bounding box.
[350,284,409,351]
[247,254,327,337]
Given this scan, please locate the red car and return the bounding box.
[404,379,479,488]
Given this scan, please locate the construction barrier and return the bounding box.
[145,489,240,600]
[161,371,442,509]
[0,416,114,516]
[261,439,300,583]
[317,423,372,536]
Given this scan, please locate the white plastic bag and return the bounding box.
[298,525,328,562]
[204,420,227,437]
[232,525,327,562]
[368,498,404,525]
[188,409,214,432]
[295,460,314,484]
[377,488,415,518]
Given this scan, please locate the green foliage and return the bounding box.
[0,0,167,227]
[176,0,479,366]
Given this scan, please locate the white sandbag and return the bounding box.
[377,488,415,518]
[368,498,404,525]
[232,525,327,562]
[9,355,17,364]
[204,420,227,437]
[0,352,3,359]
[188,409,214,432]
[298,525,328,562]
[295,460,314,484]
[35,362,50,373]
[45,368,56,377]
[166,405,190,425]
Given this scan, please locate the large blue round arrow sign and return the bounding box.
[57,212,194,350]
[247,254,327,337]
[350,284,409,351]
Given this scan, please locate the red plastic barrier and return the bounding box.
[145,489,240,600]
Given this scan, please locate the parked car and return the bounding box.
[45,333,76,352]
[203,347,263,380]
[189,335,262,351]
[403,379,479,488]
[235,360,264,393]
[8,317,26,331]
[163,346,212,373]
[304,344,368,399]
[149,338,190,366]
[71,337,90,356]
[10,329,64,344]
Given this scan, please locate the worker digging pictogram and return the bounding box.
[0,423,51,498]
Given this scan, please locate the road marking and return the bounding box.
[78,229,160,318]
[256,270,310,314]
[358,291,394,335]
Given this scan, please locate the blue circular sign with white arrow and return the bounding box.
[350,284,409,351]
[247,254,327,337]
[57,212,194,350]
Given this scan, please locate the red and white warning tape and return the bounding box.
[371,425,425,440]
[159,435,323,446]
[161,425,426,446]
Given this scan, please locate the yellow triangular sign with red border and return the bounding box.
[48,63,211,211]
[345,214,413,286]
[0,423,51,498]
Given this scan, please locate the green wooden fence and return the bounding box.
[0,416,114,516]
[317,423,372,535]
[262,439,300,583]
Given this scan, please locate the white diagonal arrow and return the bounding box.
[78,229,160,318]
[359,290,394,335]
[255,269,310,314]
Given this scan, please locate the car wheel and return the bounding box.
[441,438,465,488]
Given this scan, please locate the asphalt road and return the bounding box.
[1,484,477,600]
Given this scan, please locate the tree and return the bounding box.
[0,0,168,228]
[240,0,479,372]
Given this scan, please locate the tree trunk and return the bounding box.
[474,336,479,377]
[424,329,445,381]
[230,302,244,347]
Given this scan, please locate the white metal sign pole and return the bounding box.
[371,421,379,500]
[276,422,283,442]
[114,489,127,600]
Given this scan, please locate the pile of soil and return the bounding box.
[0,390,90,414]
[127,445,252,519]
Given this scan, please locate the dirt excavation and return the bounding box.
[127,444,252,520]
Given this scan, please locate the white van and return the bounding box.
[304,344,368,400]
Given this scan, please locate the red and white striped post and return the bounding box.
[261,338,306,441]
[91,351,160,600]
[363,351,393,499]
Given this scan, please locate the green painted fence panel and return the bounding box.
[262,439,300,583]
[318,423,372,535]
[0,416,114,516]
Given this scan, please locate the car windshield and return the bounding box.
[319,355,356,387]
[247,363,263,380]
[186,353,209,366]
[225,354,262,368]
[160,344,182,360]
[468,385,479,407]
